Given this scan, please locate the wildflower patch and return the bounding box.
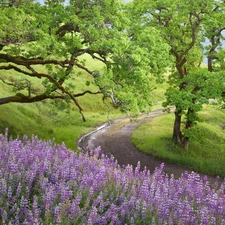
[0,130,225,224]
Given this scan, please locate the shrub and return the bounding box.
[0,129,225,224]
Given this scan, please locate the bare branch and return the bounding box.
[0,77,17,87]
[0,77,31,94]
[85,49,108,64]
[74,62,93,74]
[0,93,54,105]
[74,90,102,97]
[0,53,69,67]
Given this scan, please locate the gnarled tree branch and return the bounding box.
[0,53,69,67]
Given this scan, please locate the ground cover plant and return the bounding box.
[1,129,225,224]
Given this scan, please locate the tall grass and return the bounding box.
[132,105,225,177]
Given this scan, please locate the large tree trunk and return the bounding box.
[172,109,183,144]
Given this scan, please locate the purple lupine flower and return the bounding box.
[60,184,73,202]
[2,130,225,224]
[92,192,103,208]
[130,216,135,225]
[54,203,62,223]
[7,186,12,201]
[141,200,147,220]
[67,198,81,219]
[15,183,22,198]
[134,161,141,177]
[32,196,40,220]
[1,209,8,222]
[42,185,57,211]
[139,178,150,200]
[88,206,98,224]
[87,216,93,225]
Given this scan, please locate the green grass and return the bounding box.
[0,91,122,150]
[0,54,122,150]
[132,105,225,177]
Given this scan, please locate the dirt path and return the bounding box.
[77,110,218,181]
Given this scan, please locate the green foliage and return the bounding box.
[0,0,171,120]
[132,0,225,148]
[164,69,224,110]
[163,68,224,141]
[0,6,34,44]
[202,0,225,71]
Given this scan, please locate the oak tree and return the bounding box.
[0,0,169,120]
[133,0,225,149]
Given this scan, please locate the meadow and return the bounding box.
[1,56,225,224]
[132,105,225,178]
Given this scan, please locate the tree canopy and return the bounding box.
[0,0,170,121]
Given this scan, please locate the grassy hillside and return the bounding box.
[0,93,119,150]
[132,105,225,177]
[0,55,123,150]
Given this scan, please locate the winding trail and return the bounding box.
[78,109,218,180]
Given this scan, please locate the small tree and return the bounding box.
[163,69,224,149]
